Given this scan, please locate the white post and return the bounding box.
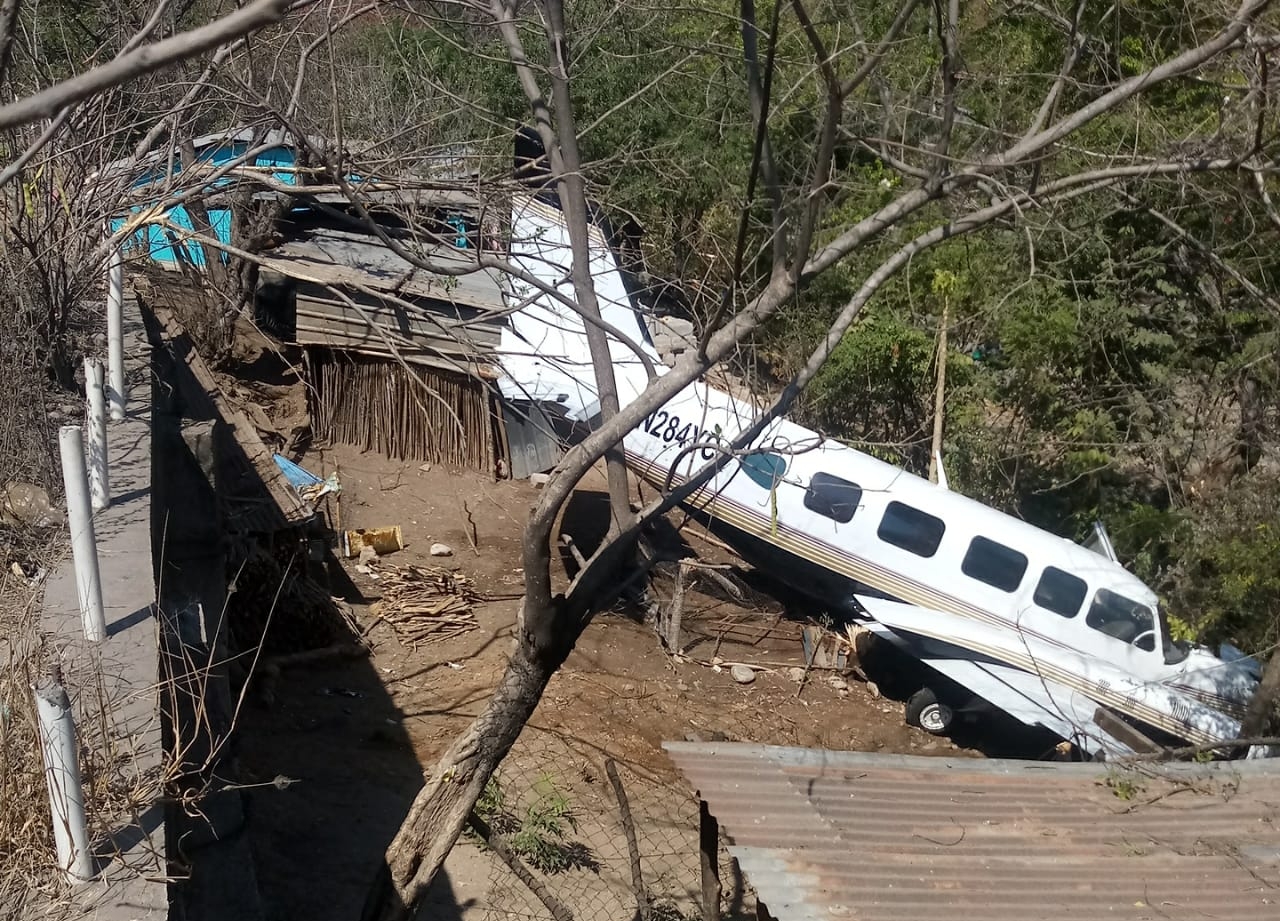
[84,359,110,511]
[34,677,95,882]
[58,426,106,643]
[105,240,126,421]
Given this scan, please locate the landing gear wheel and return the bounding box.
[906,688,953,735]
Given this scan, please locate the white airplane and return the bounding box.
[494,191,1267,760]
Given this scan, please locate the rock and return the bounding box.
[529,472,550,488]
[429,542,454,557]
[1,482,63,527]
[866,680,881,699]
[827,675,849,691]
[730,664,756,685]
[787,666,807,683]
[358,545,379,564]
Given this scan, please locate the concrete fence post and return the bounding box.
[84,359,110,511]
[34,677,95,882]
[58,426,106,642]
[105,239,126,421]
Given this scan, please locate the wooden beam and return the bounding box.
[1093,707,1164,755]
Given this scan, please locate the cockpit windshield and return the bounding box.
[1086,589,1159,652]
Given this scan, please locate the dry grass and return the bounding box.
[0,533,60,920]
[0,529,169,921]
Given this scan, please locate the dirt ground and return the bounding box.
[233,442,981,921]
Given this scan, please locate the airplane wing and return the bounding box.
[860,617,1133,757]
[854,594,1240,756]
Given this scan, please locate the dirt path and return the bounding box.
[236,446,969,920]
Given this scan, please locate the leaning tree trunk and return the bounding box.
[543,0,632,533]
[360,599,576,921]
[1240,646,1280,744]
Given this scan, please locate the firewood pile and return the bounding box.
[369,563,479,646]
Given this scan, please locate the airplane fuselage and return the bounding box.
[497,194,1260,758]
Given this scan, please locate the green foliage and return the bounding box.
[1104,769,1146,801]
[804,310,936,464]
[343,1,1280,656]
[1165,482,1280,647]
[471,775,595,875]
[509,776,577,873]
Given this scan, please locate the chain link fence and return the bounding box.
[461,730,753,921]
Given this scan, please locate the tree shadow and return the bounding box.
[149,310,477,920]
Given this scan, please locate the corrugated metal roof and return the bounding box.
[261,227,508,312]
[303,188,481,208]
[260,228,508,375]
[664,742,1280,921]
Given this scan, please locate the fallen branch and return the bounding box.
[795,632,818,699]
[605,759,649,921]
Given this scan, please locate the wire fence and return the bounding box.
[465,730,753,921]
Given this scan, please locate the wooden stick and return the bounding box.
[606,759,649,921]
[466,813,575,921]
[795,630,818,699]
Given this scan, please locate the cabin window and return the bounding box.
[961,536,1028,593]
[803,472,862,524]
[1033,567,1088,618]
[741,452,787,491]
[877,501,945,558]
[1086,589,1157,651]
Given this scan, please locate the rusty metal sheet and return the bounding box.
[261,228,509,313]
[664,742,1280,921]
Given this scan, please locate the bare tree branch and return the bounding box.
[996,0,1271,166]
[928,0,960,189]
[1023,0,1095,142]
[0,0,20,88]
[739,0,786,270]
[0,0,296,132]
[789,0,842,286]
[541,0,633,536]
[839,0,923,100]
[807,0,1271,281]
